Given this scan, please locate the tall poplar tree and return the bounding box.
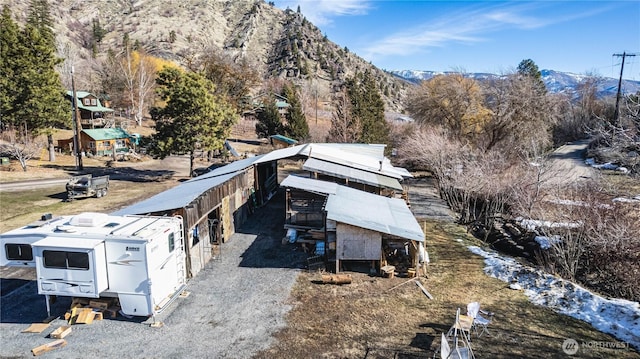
[149,67,237,175]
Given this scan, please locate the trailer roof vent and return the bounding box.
[69,212,110,227]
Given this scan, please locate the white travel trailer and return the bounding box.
[0,212,186,317]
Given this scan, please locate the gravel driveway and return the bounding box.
[0,190,308,359]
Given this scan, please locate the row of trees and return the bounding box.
[398,59,640,300]
[327,70,390,149]
[1,2,69,167]
[253,69,391,152]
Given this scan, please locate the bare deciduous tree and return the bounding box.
[481,73,559,157]
[0,127,44,171]
[327,87,360,143]
[406,74,491,145]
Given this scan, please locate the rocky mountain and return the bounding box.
[391,69,640,98]
[3,0,410,112]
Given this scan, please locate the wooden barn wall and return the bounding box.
[179,167,255,277]
[336,223,382,260]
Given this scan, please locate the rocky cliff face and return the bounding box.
[4,0,410,111]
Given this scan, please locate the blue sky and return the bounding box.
[273,1,640,80]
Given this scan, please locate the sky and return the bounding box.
[272,1,640,80]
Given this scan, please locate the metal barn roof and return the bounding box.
[300,144,411,180]
[325,185,424,242]
[112,142,412,216]
[280,175,339,195]
[302,158,403,191]
[282,176,423,242]
[111,171,240,216]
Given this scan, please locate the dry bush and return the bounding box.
[399,126,639,300]
[533,182,640,300]
[398,126,517,230]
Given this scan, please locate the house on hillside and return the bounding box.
[80,128,132,156]
[66,91,114,128]
[241,92,290,121]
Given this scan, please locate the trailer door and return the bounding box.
[147,229,186,312]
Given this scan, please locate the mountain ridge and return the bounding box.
[390,69,640,98]
[1,0,410,112]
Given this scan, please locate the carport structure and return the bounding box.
[281,175,425,275]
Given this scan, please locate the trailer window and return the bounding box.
[43,250,89,270]
[5,244,33,261]
[168,233,175,252]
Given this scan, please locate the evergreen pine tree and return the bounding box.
[26,0,55,47]
[0,6,22,127]
[255,94,284,138]
[517,58,547,94]
[346,70,390,148]
[21,0,69,161]
[150,67,237,175]
[282,83,308,141]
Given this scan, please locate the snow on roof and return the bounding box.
[303,158,403,191]
[468,246,640,350]
[325,185,423,242]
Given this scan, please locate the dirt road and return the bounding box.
[542,140,593,186]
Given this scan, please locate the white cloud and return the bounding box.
[273,0,371,26]
[361,2,614,62]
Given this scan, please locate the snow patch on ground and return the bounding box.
[533,235,561,250]
[585,158,630,173]
[467,245,640,350]
[517,217,582,230]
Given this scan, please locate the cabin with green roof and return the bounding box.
[79,128,132,156]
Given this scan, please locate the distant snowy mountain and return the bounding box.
[391,69,640,98]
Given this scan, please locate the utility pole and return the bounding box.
[612,52,637,125]
[70,66,83,171]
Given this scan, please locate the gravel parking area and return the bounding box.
[0,189,308,359]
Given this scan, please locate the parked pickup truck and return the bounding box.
[66,174,109,201]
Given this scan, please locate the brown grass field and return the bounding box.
[255,220,639,358]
